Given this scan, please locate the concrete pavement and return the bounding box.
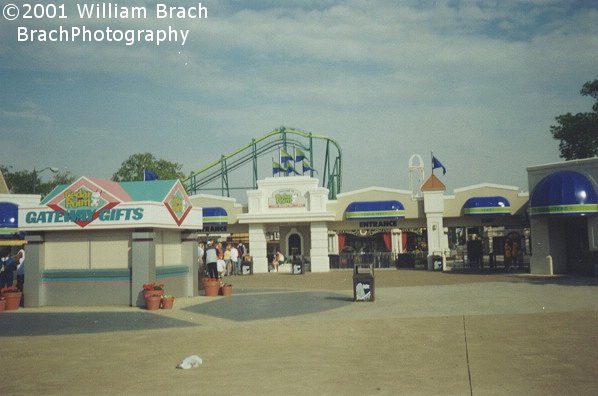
[1,270,597,395]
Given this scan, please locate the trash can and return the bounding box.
[353,263,375,302]
[292,257,303,275]
[241,257,253,275]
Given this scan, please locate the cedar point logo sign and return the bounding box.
[46,179,122,228]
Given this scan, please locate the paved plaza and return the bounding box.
[1,270,598,395]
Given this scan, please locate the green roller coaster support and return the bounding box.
[183,126,342,199]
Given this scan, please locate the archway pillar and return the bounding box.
[248,223,268,273]
[310,221,329,272]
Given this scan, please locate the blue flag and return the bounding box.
[280,148,293,164]
[432,156,446,175]
[272,160,285,175]
[295,148,307,162]
[144,169,159,181]
[301,159,317,174]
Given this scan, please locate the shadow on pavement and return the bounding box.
[184,290,352,321]
[0,311,199,337]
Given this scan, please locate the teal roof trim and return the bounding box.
[119,180,178,202]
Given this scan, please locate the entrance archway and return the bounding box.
[287,231,303,258]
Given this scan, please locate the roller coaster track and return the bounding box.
[183,127,342,199]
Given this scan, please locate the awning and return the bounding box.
[463,196,511,216]
[345,200,405,220]
[0,202,18,233]
[530,170,598,217]
[202,207,228,224]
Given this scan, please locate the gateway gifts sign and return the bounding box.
[20,177,202,230]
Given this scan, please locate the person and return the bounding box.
[223,245,232,276]
[230,243,239,275]
[215,242,225,278]
[236,243,245,275]
[204,240,218,279]
[504,239,512,272]
[0,249,17,289]
[272,250,284,272]
[15,245,25,292]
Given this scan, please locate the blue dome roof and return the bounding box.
[345,200,405,220]
[530,170,598,217]
[463,196,511,216]
[202,207,228,224]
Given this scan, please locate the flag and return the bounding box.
[285,162,300,175]
[432,155,446,175]
[280,148,293,164]
[143,169,159,181]
[295,148,307,162]
[301,159,317,174]
[272,160,286,175]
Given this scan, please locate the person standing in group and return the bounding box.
[223,244,232,276]
[204,240,219,279]
[0,249,17,288]
[15,244,25,292]
[236,242,245,275]
[230,243,239,275]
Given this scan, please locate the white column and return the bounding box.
[391,229,402,254]
[248,223,268,273]
[310,222,330,272]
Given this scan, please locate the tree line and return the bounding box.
[1,153,185,196]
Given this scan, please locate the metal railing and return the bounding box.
[330,252,397,269]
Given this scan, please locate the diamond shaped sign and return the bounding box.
[46,178,120,228]
[164,183,192,226]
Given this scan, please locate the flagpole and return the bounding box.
[430,152,434,175]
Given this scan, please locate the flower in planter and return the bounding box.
[142,283,164,291]
[162,294,174,299]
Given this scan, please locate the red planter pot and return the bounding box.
[220,284,232,297]
[144,295,161,310]
[203,278,220,297]
[2,292,22,311]
[161,296,175,309]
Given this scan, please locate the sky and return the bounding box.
[1,0,597,200]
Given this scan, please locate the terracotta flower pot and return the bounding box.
[2,292,22,311]
[144,289,164,297]
[144,295,161,310]
[161,296,175,309]
[220,284,232,297]
[203,278,220,297]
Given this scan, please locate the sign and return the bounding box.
[268,188,306,208]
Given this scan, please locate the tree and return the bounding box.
[551,78,598,160]
[0,165,77,196]
[112,153,186,182]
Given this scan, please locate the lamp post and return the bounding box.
[33,166,59,194]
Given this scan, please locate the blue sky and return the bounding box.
[1,0,597,199]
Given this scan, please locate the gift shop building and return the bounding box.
[18,177,202,307]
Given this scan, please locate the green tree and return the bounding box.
[0,165,77,196]
[551,78,598,160]
[112,153,185,182]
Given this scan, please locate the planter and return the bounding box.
[203,278,220,297]
[144,295,161,310]
[144,289,164,297]
[2,292,22,310]
[161,296,175,309]
[220,284,232,297]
